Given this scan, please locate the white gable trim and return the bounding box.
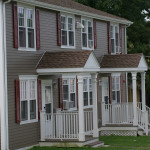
[84,52,100,69]
[138,55,148,70]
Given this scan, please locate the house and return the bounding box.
[0,0,149,149]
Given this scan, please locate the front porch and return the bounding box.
[100,54,149,136]
[37,51,100,143]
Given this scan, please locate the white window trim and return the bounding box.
[110,23,120,55]
[83,76,93,109]
[81,18,94,50]
[61,13,76,49]
[62,75,77,111]
[18,3,36,52]
[111,74,121,104]
[19,75,38,125]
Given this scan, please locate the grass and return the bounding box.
[99,136,150,147]
[29,136,150,150]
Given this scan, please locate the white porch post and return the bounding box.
[91,74,99,138]
[141,72,146,111]
[132,72,138,126]
[77,75,85,141]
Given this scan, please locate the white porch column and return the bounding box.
[77,75,85,141]
[132,72,138,126]
[141,72,146,111]
[91,74,99,138]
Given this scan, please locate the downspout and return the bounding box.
[1,0,11,150]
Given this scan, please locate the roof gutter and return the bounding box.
[13,0,133,25]
[0,0,11,150]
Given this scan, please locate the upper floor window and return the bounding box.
[111,24,121,54]
[62,77,76,110]
[61,14,75,48]
[82,19,94,50]
[112,75,120,104]
[83,77,93,107]
[18,6,35,51]
[19,76,38,124]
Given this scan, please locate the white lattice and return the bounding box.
[100,130,137,136]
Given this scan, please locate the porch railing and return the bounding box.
[102,102,134,125]
[40,110,93,140]
[145,105,150,125]
[137,107,148,135]
[84,111,93,135]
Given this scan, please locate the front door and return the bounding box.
[42,80,53,138]
[102,77,109,123]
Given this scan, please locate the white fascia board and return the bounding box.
[36,68,100,75]
[14,0,133,25]
[100,67,148,73]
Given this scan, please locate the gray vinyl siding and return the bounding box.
[122,26,126,54]
[94,20,108,58]
[6,2,127,150]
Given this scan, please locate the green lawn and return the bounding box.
[30,136,150,150]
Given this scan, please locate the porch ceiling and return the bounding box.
[36,50,100,74]
[99,53,148,73]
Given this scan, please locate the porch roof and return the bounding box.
[36,50,100,74]
[99,53,148,73]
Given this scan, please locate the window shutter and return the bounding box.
[120,75,123,102]
[76,76,79,109]
[109,76,112,104]
[37,79,42,119]
[58,78,63,109]
[36,9,40,50]
[57,12,61,46]
[93,19,97,49]
[13,3,19,49]
[107,22,111,54]
[15,79,20,123]
[119,24,122,54]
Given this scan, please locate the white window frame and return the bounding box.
[62,75,77,111]
[61,13,75,49]
[110,23,120,55]
[81,18,94,50]
[18,4,36,52]
[111,73,121,104]
[83,76,93,109]
[19,75,38,124]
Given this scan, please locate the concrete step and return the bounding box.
[85,141,104,148]
[84,138,98,145]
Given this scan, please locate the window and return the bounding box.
[82,19,94,49]
[61,14,75,48]
[110,24,121,54]
[112,75,120,104]
[83,78,93,107]
[62,77,76,109]
[20,76,38,124]
[18,6,35,51]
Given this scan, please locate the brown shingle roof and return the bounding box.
[36,0,129,22]
[37,50,91,69]
[100,54,143,68]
